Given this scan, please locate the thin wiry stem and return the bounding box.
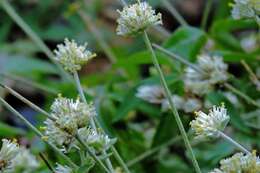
[143,31,201,173]
[218,131,250,154]
[0,73,57,95]
[241,60,260,89]
[78,10,117,64]
[201,0,213,30]
[0,97,78,170]
[161,0,188,26]
[127,135,182,167]
[0,0,71,82]
[153,43,260,108]
[75,134,111,173]
[111,147,131,173]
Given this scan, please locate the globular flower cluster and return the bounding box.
[184,54,228,96]
[136,85,202,113]
[210,152,260,173]
[43,95,96,150]
[116,2,162,36]
[54,38,96,73]
[78,128,116,153]
[190,104,230,140]
[231,0,260,20]
[0,139,39,173]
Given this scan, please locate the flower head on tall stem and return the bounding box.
[190,104,230,140]
[54,38,96,73]
[116,2,162,36]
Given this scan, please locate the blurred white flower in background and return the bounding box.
[54,38,96,73]
[190,104,230,139]
[231,0,260,20]
[136,85,165,104]
[184,54,228,96]
[240,33,259,53]
[161,95,184,111]
[11,147,39,173]
[116,2,162,36]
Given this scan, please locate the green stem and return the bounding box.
[127,135,182,167]
[0,0,71,82]
[143,31,201,173]
[0,97,78,170]
[39,152,56,173]
[75,134,111,173]
[153,43,260,109]
[161,0,188,26]
[73,72,115,173]
[224,83,260,108]
[111,146,131,173]
[0,73,57,95]
[201,0,213,30]
[78,10,117,64]
[218,131,250,154]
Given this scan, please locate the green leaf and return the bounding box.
[0,122,25,137]
[163,26,207,61]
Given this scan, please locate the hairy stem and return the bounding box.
[143,31,201,173]
[0,0,71,82]
[218,131,250,154]
[0,97,78,169]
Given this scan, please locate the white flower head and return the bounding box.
[44,95,96,150]
[78,128,116,153]
[161,95,184,111]
[116,2,162,36]
[231,0,260,20]
[55,163,73,173]
[136,85,165,104]
[11,147,39,172]
[54,38,96,73]
[190,104,230,139]
[184,54,228,95]
[214,152,260,172]
[0,139,19,171]
[183,98,202,113]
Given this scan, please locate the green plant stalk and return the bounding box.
[75,134,111,173]
[73,72,115,173]
[161,0,188,26]
[218,131,250,154]
[223,83,260,108]
[0,0,71,82]
[73,72,131,173]
[127,135,182,167]
[153,44,260,108]
[0,73,57,95]
[143,31,201,173]
[201,0,213,30]
[0,97,78,170]
[39,152,56,173]
[78,11,117,64]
